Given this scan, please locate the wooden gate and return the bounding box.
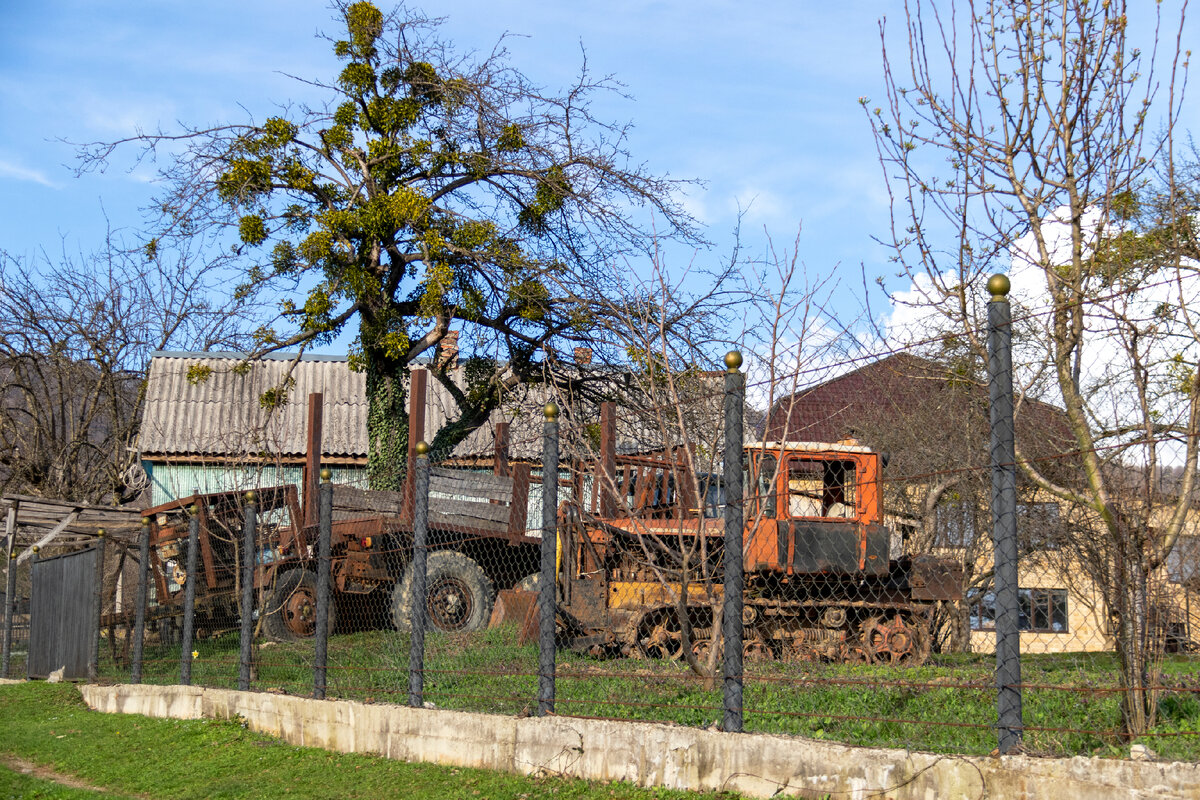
[27,546,99,680]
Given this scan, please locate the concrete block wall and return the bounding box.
[79,684,1200,800]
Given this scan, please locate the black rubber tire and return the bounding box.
[391,551,495,633]
[263,569,336,642]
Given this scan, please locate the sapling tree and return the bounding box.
[868,0,1194,735]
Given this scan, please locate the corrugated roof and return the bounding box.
[140,353,369,458]
[140,352,725,464]
[139,352,555,461]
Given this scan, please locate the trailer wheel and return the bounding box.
[263,569,336,642]
[391,551,495,633]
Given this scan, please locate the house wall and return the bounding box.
[143,461,367,507]
[967,559,1111,655]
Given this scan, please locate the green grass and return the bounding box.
[93,626,1200,761]
[0,682,737,800]
[0,766,116,799]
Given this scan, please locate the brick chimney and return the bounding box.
[573,346,593,366]
[436,330,459,369]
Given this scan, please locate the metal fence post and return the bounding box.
[180,505,200,686]
[131,518,150,684]
[2,550,16,678]
[88,529,106,683]
[27,545,39,679]
[987,274,1023,753]
[722,352,745,733]
[1,502,14,679]
[314,472,333,700]
[2,546,15,681]
[538,403,559,716]
[409,443,431,707]
[239,492,258,692]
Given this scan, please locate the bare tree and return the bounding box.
[868,0,1194,735]
[0,236,257,504]
[552,231,843,682]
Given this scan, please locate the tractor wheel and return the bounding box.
[637,612,685,660]
[263,569,335,642]
[860,614,930,666]
[391,551,495,633]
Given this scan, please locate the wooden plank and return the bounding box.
[494,422,510,477]
[634,465,652,511]
[16,510,80,563]
[4,494,143,516]
[428,509,508,534]
[430,469,513,501]
[332,485,406,516]
[334,480,521,534]
[429,479,511,504]
[507,463,530,537]
[304,392,324,528]
[429,497,509,526]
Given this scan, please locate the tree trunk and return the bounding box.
[365,349,409,492]
[1117,553,1159,738]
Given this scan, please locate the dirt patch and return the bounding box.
[1,752,123,794]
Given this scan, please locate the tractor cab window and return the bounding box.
[786,457,856,520]
[748,451,777,519]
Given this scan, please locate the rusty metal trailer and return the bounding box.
[143,461,539,641]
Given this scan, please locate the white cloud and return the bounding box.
[881,206,1200,464]
[677,185,712,226]
[0,159,57,188]
[730,187,788,228]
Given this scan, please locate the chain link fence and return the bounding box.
[6,345,1199,763]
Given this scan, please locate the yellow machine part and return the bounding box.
[606,580,722,611]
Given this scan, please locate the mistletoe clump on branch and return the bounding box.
[80,1,699,486]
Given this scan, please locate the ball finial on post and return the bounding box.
[415,440,430,457]
[724,350,743,373]
[97,528,106,539]
[320,467,332,482]
[140,516,151,527]
[988,274,1011,301]
[244,490,257,505]
[544,402,559,421]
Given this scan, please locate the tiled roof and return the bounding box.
[765,352,1072,454]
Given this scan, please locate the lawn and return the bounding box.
[0,681,738,800]
[92,624,1200,761]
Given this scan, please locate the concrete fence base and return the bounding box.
[79,684,1199,800]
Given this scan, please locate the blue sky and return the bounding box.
[0,1,1195,360]
[0,3,892,308]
